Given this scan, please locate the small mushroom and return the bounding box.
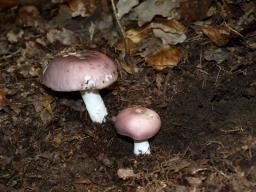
[115,106,161,155]
[41,50,118,123]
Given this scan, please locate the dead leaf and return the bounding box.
[115,38,138,54]
[146,46,182,70]
[46,28,77,45]
[68,0,88,17]
[179,0,212,22]
[132,0,180,26]
[42,98,53,115]
[150,19,187,45]
[121,62,142,74]
[52,132,63,146]
[202,25,231,46]
[138,37,162,58]
[32,94,53,122]
[59,0,99,18]
[204,47,229,64]
[28,66,41,77]
[117,168,137,180]
[126,25,152,43]
[6,30,24,43]
[116,0,139,19]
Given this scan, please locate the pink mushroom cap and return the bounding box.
[115,106,161,141]
[41,50,118,91]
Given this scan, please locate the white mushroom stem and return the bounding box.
[81,90,108,123]
[133,140,150,155]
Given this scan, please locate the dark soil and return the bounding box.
[0,1,256,192]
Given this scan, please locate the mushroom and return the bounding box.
[41,50,118,123]
[115,106,161,155]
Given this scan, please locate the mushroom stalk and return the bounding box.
[81,90,108,123]
[133,140,150,155]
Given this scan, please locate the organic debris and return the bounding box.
[0,0,256,191]
[146,46,182,70]
[202,25,231,46]
[150,19,187,45]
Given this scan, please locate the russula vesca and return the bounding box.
[41,50,118,123]
[115,106,161,155]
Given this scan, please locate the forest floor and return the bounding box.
[0,0,256,191]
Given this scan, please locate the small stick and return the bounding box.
[110,0,134,67]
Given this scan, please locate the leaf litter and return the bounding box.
[0,0,256,191]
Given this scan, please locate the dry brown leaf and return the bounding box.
[202,25,231,46]
[126,25,152,43]
[162,19,187,33]
[33,95,54,114]
[138,37,162,58]
[146,46,182,70]
[29,66,41,77]
[121,62,142,74]
[150,19,187,45]
[52,132,63,146]
[42,98,53,115]
[59,0,99,18]
[179,0,212,22]
[68,0,87,17]
[117,168,137,180]
[39,108,53,124]
[115,38,138,54]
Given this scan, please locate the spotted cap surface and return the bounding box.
[41,50,118,91]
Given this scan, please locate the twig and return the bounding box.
[110,0,134,67]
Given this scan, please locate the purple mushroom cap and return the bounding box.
[41,51,118,91]
[115,106,161,141]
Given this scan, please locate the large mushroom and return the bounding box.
[115,106,161,155]
[41,50,118,123]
